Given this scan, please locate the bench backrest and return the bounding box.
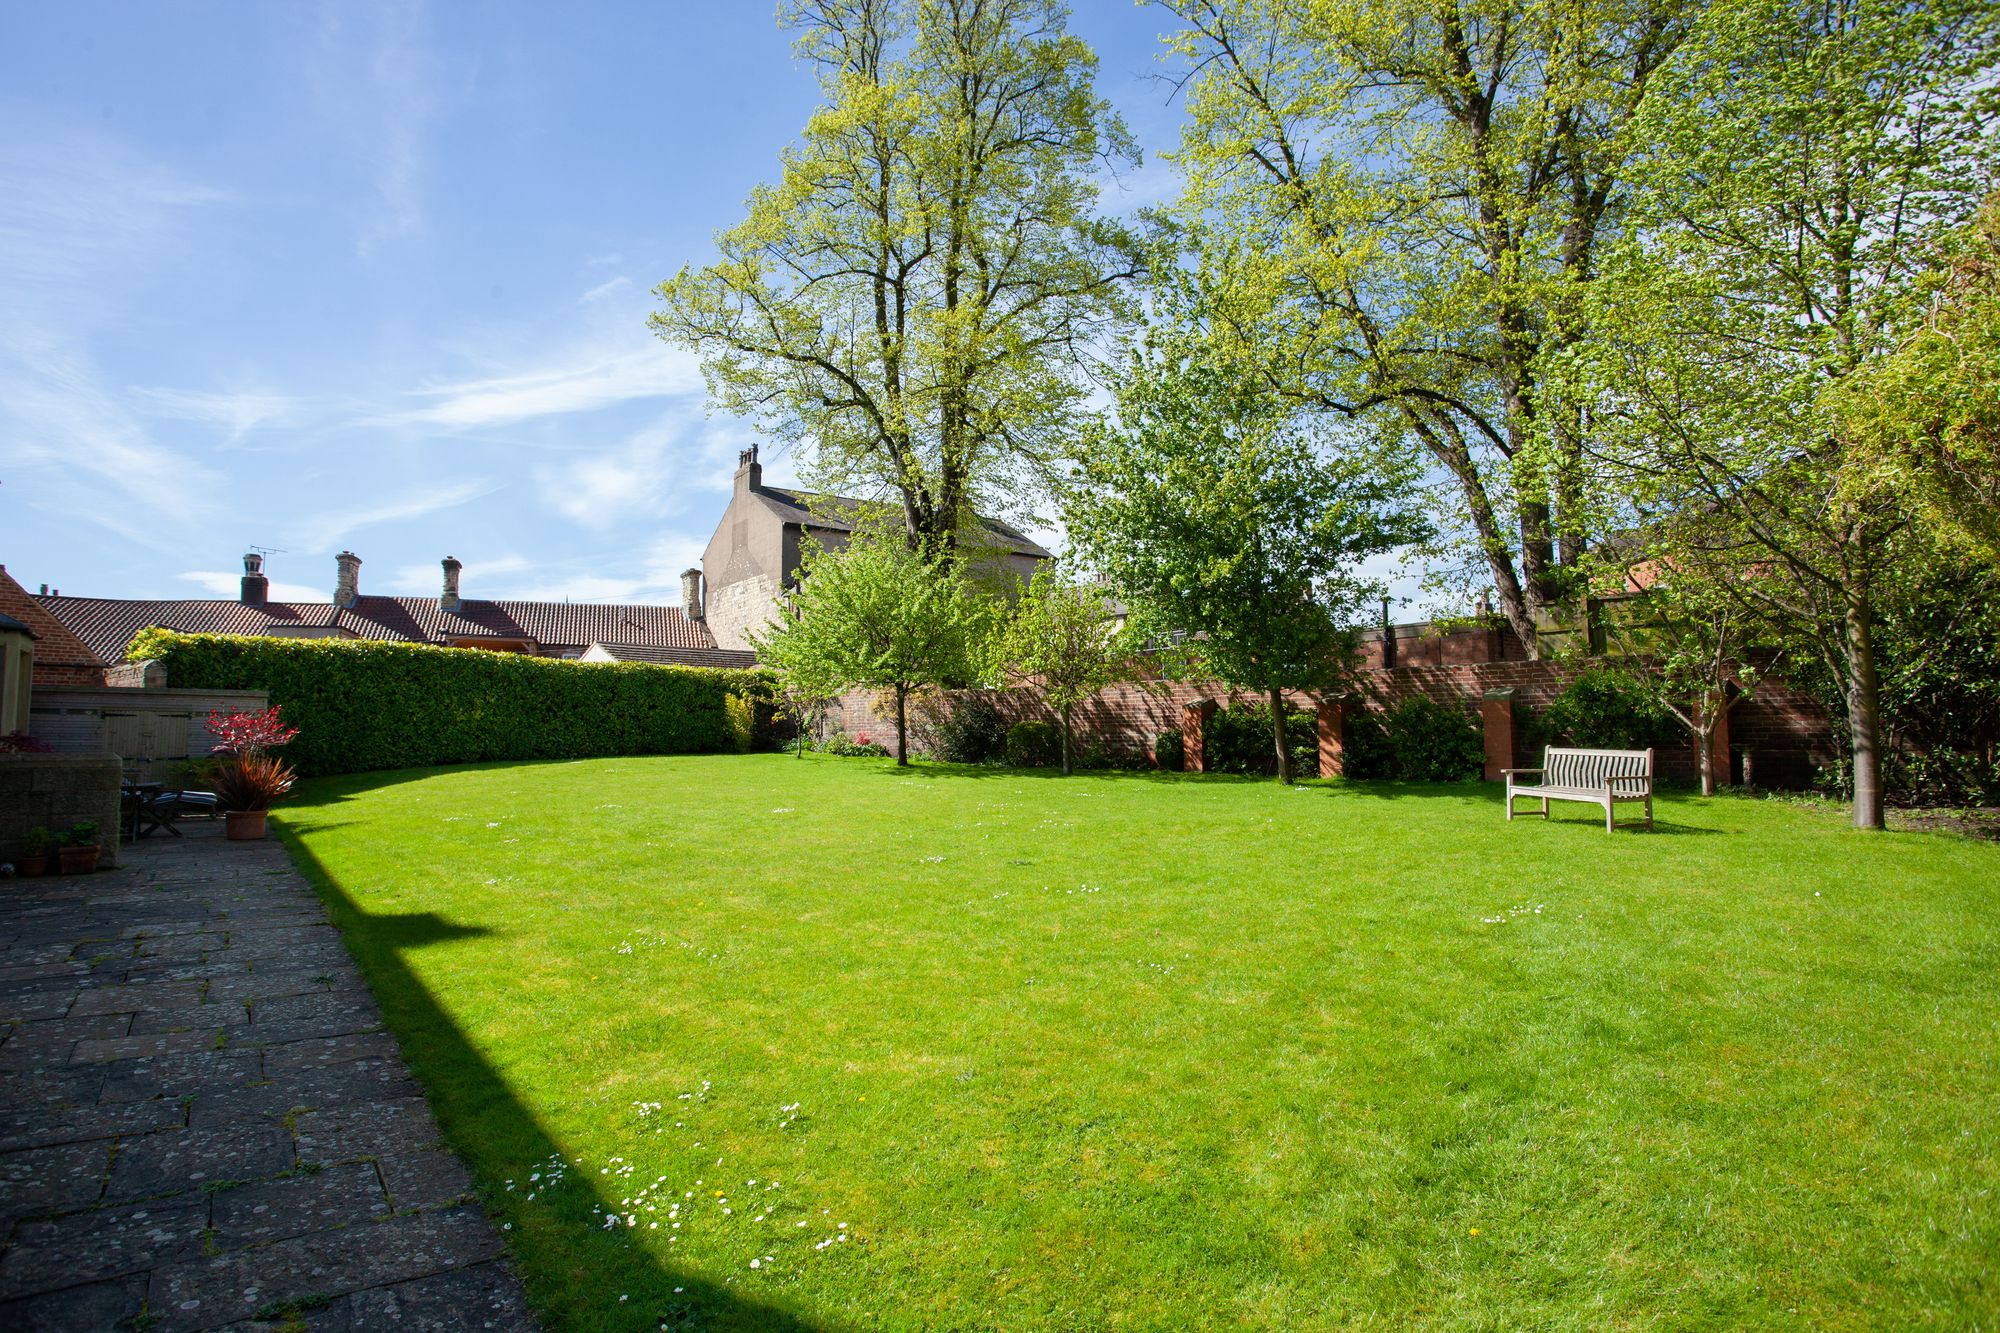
[1544,746,1653,790]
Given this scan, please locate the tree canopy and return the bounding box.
[654,0,1141,551]
[991,566,1124,775]
[1071,330,1426,782]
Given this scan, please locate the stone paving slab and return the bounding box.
[0,823,534,1330]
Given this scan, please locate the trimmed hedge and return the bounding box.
[131,630,773,777]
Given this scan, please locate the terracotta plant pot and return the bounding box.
[57,846,100,875]
[225,810,269,841]
[16,854,50,878]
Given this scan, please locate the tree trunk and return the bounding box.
[1694,715,1716,797]
[1269,688,1293,785]
[1844,589,1885,829]
[1060,703,1073,777]
[895,685,910,768]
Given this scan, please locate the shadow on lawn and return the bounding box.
[273,817,825,1333]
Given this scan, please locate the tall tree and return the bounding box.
[1161,0,1692,651]
[1071,334,1425,783]
[1831,197,2000,570]
[1564,0,1998,827]
[750,520,990,765]
[654,0,1141,551]
[992,566,1123,775]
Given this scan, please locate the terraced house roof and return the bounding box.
[35,591,720,667]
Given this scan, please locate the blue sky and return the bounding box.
[1,1,1186,607]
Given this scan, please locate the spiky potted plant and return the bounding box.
[56,822,101,874]
[205,707,300,841]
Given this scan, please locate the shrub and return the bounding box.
[1339,707,1392,779]
[130,630,771,777]
[932,694,1009,764]
[209,754,299,812]
[822,730,890,758]
[1204,703,1318,779]
[1816,748,2000,807]
[1005,719,1063,768]
[724,693,757,754]
[1541,669,1674,751]
[1382,697,1484,781]
[1154,730,1184,771]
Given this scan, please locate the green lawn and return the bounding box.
[276,755,2000,1331]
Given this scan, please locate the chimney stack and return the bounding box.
[441,556,463,612]
[681,568,703,620]
[334,551,362,608]
[734,444,762,495]
[240,552,269,605]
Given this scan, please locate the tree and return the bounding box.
[653,0,1141,552]
[750,519,990,765]
[1160,0,1693,652]
[1563,0,1998,827]
[1590,545,1763,797]
[992,566,1123,775]
[1832,197,2000,569]
[1070,335,1426,783]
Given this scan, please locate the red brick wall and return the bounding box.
[832,655,1836,787]
[31,662,109,687]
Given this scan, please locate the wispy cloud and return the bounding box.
[178,569,326,602]
[535,403,746,530]
[310,0,442,257]
[282,477,498,553]
[503,533,709,605]
[387,552,532,594]
[389,345,703,429]
[133,387,304,444]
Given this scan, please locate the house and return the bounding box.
[30,552,735,675]
[0,565,110,687]
[698,445,1051,651]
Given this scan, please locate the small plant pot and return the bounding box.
[16,854,50,878]
[57,846,100,875]
[225,810,269,841]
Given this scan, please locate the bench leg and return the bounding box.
[1540,797,1548,819]
[1605,800,1615,834]
[1646,792,1654,831]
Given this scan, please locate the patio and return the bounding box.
[0,820,533,1331]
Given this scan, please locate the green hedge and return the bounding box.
[132,630,773,777]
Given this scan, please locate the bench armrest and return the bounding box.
[1500,767,1544,776]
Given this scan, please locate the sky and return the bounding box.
[0,1,1191,608]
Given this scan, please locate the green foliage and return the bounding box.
[129,630,764,777]
[751,522,992,766]
[1073,331,1423,780]
[724,694,757,755]
[652,0,1138,547]
[1380,698,1486,782]
[1339,707,1393,781]
[1833,198,2000,568]
[993,568,1124,774]
[1206,704,1318,780]
[21,827,52,856]
[58,821,98,848]
[1541,670,1676,752]
[930,695,1008,765]
[1153,730,1184,772]
[821,731,890,759]
[1004,720,1062,769]
[1163,0,1696,645]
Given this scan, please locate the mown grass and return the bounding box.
[276,755,2000,1331]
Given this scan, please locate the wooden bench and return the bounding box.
[1504,746,1655,832]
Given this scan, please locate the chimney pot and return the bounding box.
[441,556,463,612]
[681,568,704,621]
[240,552,270,605]
[334,551,362,608]
[734,444,762,495]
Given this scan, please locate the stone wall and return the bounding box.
[704,573,780,654]
[0,753,122,869]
